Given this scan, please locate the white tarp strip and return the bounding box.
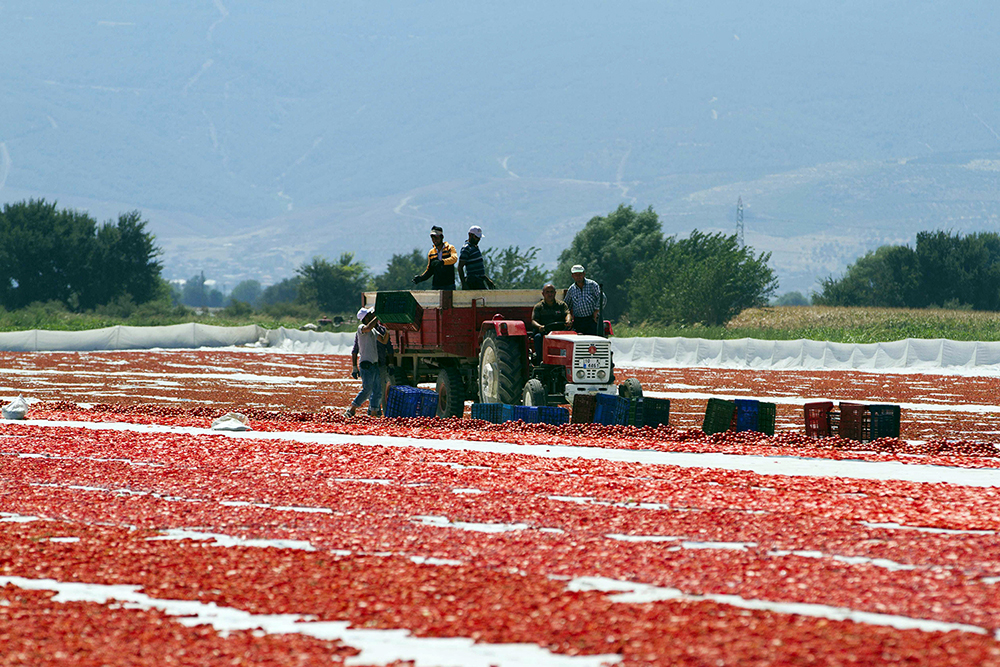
[2,325,1000,373]
[22,419,1000,487]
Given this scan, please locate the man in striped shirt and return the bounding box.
[458,225,495,290]
[565,264,606,336]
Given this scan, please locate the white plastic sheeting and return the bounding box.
[0,324,266,352]
[611,337,1000,373]
[1,326,1000,374]
[262,328,355,355]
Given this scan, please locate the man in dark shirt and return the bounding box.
[458,225,495,290]
[530,283,571,363]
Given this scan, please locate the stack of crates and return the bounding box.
[757,402,777,436]
[594,393,621,425]
[470,403,504,424]
[537,405,570,425]
[386,386,439,418]
[839,403,901,443]
[804,401,835,438]
[571,394,597,424]
[734,399,760,432]
[642,397,670,427]
[702,398,736,435]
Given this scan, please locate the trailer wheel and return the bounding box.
[619,377,643,399]
[479,333,525,404]
[522,378,547,407]
[436,366,465,418]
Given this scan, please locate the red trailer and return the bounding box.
[362,289,641,418]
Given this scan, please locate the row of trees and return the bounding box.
[1,198,779,326]
[250,205,777,326]
[815,231,1000,310]
[0,200,164,311]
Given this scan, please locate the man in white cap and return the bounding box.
[346,307,390,417]
[565,264,606,336]
[458,225,495,290]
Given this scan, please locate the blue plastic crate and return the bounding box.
[512,405,540,423]
[537,405,569,425]
[417,389,439,417]
[385,385,438,418]
[385,385,422,417]
[501,404,515,423]
[734,399,760,432]
[594,393,620,425]
[470,403,504,424]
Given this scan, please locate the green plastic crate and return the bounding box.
[374,291,423,328]
[758,402,776,435]
[702,398,735,435]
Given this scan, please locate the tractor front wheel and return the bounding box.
[436,366,465,418]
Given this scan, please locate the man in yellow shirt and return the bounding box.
[412,225,458,290]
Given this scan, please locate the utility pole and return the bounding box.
[736,196,744,246]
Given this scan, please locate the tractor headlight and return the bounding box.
[576,370,585,379]
[597,370,606,379]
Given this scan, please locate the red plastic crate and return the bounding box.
[804,401,834,438]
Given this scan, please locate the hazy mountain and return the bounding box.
[2,1,998,294]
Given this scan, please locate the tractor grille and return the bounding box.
[572,340,611,381]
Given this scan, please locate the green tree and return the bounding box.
[228,280,263,308]
[553,204,663,322]
[296,253,370,313]
[0,199,96,309]
[373,249,430,291]
[260,276,301,306]
[86,210,162,309]
[774,291,810,306]
[814,245,920,308]
[180,272,224,308]
[483,245,549,289]
[629,230,778,326]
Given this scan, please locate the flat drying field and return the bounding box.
[2,349,1000,666]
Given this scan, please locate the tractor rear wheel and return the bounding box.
[436,366,465,418]
[479,333,525,404]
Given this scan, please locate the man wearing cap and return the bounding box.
[458,225,496,290]
[346,307,390,417]
[412,225,458,291]
[565,265,606,336]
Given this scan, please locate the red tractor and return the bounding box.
[362,289,642,417]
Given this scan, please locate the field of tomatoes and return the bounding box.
[2,348,1000,666]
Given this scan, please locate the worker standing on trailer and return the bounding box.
[346,307,390,418]
[565,264,606,336]
[458,225,496,290]
[413,225,458,290]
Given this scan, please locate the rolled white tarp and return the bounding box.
[611,337,1000,374]
[0,323,266,352]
